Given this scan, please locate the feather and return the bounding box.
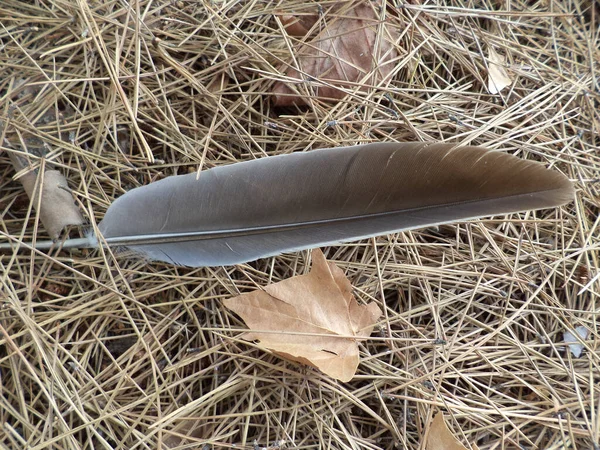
[2,143,574,266]
[93,142,573,266]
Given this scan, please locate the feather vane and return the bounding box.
[93,142,573,266]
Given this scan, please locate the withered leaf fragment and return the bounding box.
[272,2,398,106]
[10,154,84,239]
[425,412,479,450]
[277,11,317,37]
[487,46,512,94]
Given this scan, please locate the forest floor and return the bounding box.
[0,1,598,449]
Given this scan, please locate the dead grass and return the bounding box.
[0,0,599,449]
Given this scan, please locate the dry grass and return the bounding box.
[0,0,599,449]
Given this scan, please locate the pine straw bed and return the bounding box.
[0,1,598,449]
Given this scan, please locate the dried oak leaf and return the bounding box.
[425,412,479,450]
[272,2,398,106]
[223,249,381,382]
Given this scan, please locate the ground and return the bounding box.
[0,1,598,449]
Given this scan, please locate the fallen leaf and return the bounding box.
[4,80,84,239]
[10,153,84,239]
[272,2,398,106]
[223,249,381,381]
[425,412,479,450]
[563,325,590,358]
[487,46,512,94]
[163,419,214,448]
[206,71,230,94]
[277,11,318,37]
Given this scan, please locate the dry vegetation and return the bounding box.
[0,0,599,449]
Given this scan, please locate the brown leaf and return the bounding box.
[277,12,318,37]
[10,156,84,239]
[223,249,381,381]
[425,412,479,450]
[3,81,84,238]
[163,420,214,448]
[206,71,230,94]
[272,2,398,106]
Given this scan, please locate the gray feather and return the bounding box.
[97,142,573,266]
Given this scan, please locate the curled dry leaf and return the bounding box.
[206,71,230,94]
[4,79,84,239]
[487,46,512,94]
[277,11,318,37]
[272,2,398,106]
[426,412,479,450]
[21,170,84,239]
[163,420,214,449]
[10,152,84,239]
[223,249,381,382]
